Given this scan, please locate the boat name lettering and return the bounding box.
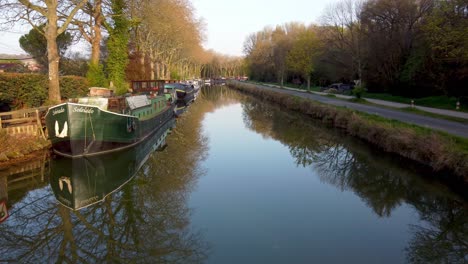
[52,107,65,116]
[78,196,99,207]
[73,106,95,114]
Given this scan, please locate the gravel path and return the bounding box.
[243,82,468,138]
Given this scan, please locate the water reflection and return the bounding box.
[0,103,209,262]
[237,89,468,263]
[50,119,175,210]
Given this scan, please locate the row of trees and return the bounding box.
[243,0,467,98]
[0,0,244,104]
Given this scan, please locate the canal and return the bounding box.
[0,86,466,263]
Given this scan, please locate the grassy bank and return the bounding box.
[229,81,468,182]
[363,93,466,112]
[0,131,50,168]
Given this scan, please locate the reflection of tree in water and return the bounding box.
[0,94,212,263]
[239,93,468,263]
[406,194,468,263]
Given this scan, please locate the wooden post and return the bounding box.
[36,109,46,140]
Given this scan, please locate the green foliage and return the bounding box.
[86,63,107,87]
[170,70,181,80]
[352,85,366,99]
[61,53,89,77]
[59,75,90,99]
[106,0,130,95]
[0,73,88,109]
[19,25,73,70]
[286,29,320,89]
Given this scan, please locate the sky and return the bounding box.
[193,0,340,56]
[0,0,339,57]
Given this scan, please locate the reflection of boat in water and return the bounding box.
[174,101,188,117]
[50,118,175,210]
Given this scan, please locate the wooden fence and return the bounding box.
[0,106,48,139]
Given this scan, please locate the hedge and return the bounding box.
[0,73,89,109]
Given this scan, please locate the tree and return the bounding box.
[360,0,432,94]
[71,0,106,86]
[321,0,364,83]
[106,0,130,95]
[287,28,321,90]
[0,0,89,104]
[19,25,73,71]
[422,0,468,97]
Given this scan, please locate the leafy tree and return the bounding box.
[287,28,321,90]
[422,0,468,97]
[19,25,73,71]
[106,0,130,95]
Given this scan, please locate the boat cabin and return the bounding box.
[131,80,178,96]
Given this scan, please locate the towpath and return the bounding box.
[236,81,468,138]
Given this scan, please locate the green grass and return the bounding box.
[344,97,468,124]
[248,81,321,92]
[363,93,467,112]
[401,107,468,125]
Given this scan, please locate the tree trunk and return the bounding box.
[46,3,61,104]
[90,0,102,65]
[307,75,311,91]
[149,58,155,80]
[155,62,160,79]
[139,54,145,79]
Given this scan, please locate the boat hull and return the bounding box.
[176,89,195,105]
[49,118,175,210]
[45,102,174,157]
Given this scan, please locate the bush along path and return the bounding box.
[229,81,468,183]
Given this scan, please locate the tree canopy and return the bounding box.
[19,25,73,72]
[243,0,468,98]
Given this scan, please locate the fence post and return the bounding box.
[36,109,46,140]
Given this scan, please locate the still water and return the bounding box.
[0,87,466,263]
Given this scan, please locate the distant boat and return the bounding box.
[164,83,195,105]
[45,81,175,158]
[49,120,174,210]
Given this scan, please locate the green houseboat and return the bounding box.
[45,81,175,158]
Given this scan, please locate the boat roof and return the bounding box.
[126,95,151,110]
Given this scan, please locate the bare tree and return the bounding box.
[0,0,89,104]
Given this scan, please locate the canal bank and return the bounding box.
[0,131,50,168]
[228,81,468,183]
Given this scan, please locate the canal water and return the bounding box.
[0,87,466,263]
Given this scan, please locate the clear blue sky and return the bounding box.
[193,0,339,56]
[0,0,339,56]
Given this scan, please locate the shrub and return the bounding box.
[352,85,366,99]
[0,73,88,109]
